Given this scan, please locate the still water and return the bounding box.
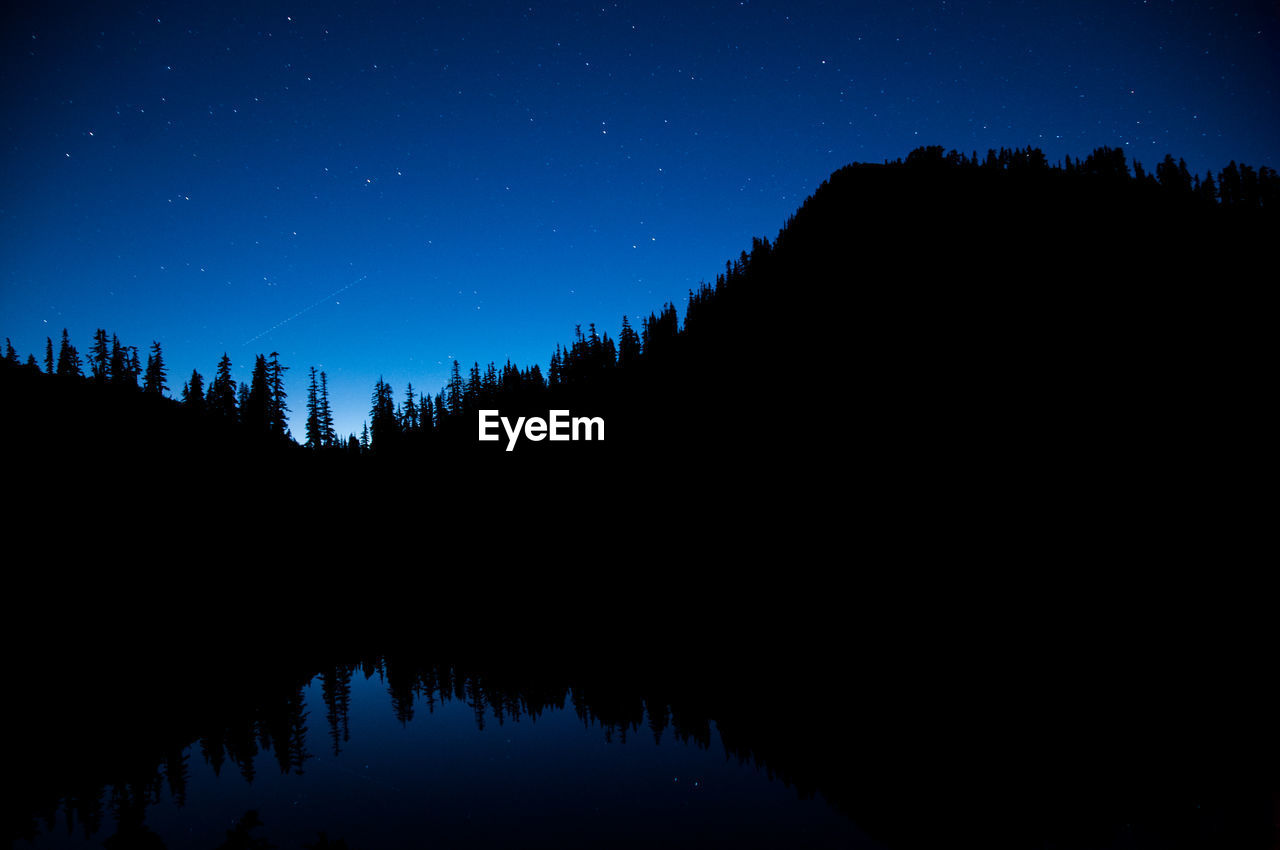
[17,660,876,849]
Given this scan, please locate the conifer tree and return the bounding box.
[45,337,54,374]
[182,369,205,414]
[601,333,616,369]
[56,329,82,377]
[244,355,270,434]
[420,391,433,432]
[109,334,127,387]
[319,371,337,447]
[305,367,322,449]
[482,364,497,401]
[465,363,481,412]
[143,342,167,395]
[402,382,419,433]
[90,329,110,381]
[127,346,141,388]
[548,345,563,387]
[447,360,463,415]
[267,351,290,439]
[210,354,238,421]
[369,377,397,453]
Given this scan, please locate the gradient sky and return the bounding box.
[3,0,1277,439]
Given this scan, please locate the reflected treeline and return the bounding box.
[10,659,315,848]
[8,654,734,848]
[9,640,1279,850]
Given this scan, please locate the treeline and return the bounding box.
[325,140,1274,458]
[4,142,1275,470]
[900,143,1279,210]
[3,330,297,443]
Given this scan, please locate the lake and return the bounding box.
[12,654,879,849]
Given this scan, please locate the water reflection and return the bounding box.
[16,657,876,849]
[11,629,1276,850]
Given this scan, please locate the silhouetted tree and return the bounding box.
[90,329,110,382]
[305,367,322,449]
[419,390,433,433]
[143,342,167,395]
[243,355,270,434]
[319,371,337,447]
[182,369,205,415]
[209,354,238,421]
[370,378,397,453]
[402,382,419,433]
[462,362,481,411]
[267,351,289,439]
[126,346,142,388]
[447,360,463,415]
[56,329,82,377]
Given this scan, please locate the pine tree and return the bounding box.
[319,371,337,447]
[182,369,205,414]
[548,345,563,387]
[447,360,463,415]
[305,367,322,449]
[109,334,127,387]
[127,346,141,388]
[369,377,397,453]
[210,354,238,421]
[482,364,497,402]
[402,383,419,433]
[143,342,167,395]
[243,355,270,434]
[267,351,290,439]
[44,337,54,374]
[464,363,481,412]
[3,339,17,365]
[601,333,616,369]
[56,329,82,377]
[90,329,110,381]
[420,391,433,432]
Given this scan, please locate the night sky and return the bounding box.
[3,1,1276,439]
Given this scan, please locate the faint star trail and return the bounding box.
[242,274,367,346]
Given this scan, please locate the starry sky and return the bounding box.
[3,1,1277,439]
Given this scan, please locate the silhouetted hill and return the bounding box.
[4,143,1273,582]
